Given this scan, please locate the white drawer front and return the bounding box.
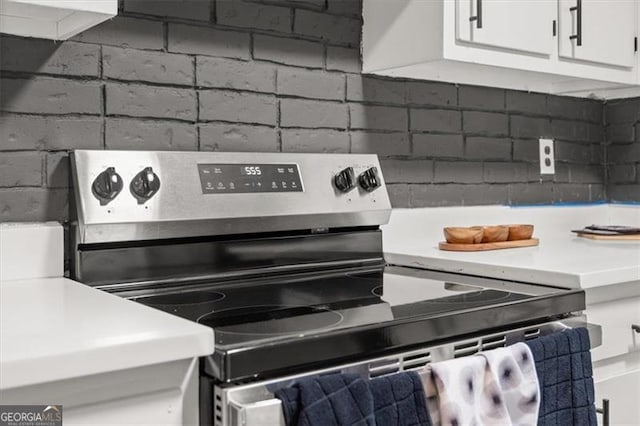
[587,296,640,362]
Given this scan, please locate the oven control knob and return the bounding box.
[130,167,161,203]
[92,167,123,205]
[358,167,381,192]
[334,167,356,192]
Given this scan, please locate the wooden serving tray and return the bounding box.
[575,233,640,241]
[439,238,539,252]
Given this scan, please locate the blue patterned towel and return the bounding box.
[525,327,597,426]
[370,371,432,426]
[275,373,375,426]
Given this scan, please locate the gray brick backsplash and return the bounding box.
[350,105,407,131]
[0,152,43,187]
[606,124,634,143]
[483,162,528,183]
[326,47,360,73]
[46,152,70,188]
[281,129,349,153]
[281,99,348,129]
[463,111,508,136]
[554,184,591,203]
[106,83,197,121]
[0,188,68,222]
[1,78,102,115]
[608,164,636,183]
[1,37,100,77]
[609,184,640,201]
[124,0,211,21]
[506,91,546,115]
[512,139,539,162]
[386,184,410,207]
[327,0,361,17]
[169,24,250,59]
[465,137,511,160]
[72,17,164,50]
[410,109,461,133]
[199,91,277,125]
[293,10,360,45]
[406,82,457,107]
[510,116,552,139]
[277,68,345,100]
[2,0,634,221]
[197,57,276,93]
[548,96,602,123]
[412,134,463,158]
[509,182,554,205]
[199,123,279,152]
[347,75,405,104]
[458,86,504,111]
[217,1,291,33]
[105,118,197,150]
[434,161,483,184]
[606,99,640,124]
[253,35,324,68]
[350,132,410,156]
[380,159,432,183]
[103,46,194,86]
[0,116,103,151]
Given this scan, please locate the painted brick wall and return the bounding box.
[0,0,607,222]
[605,98,640,202]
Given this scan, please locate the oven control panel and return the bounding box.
[198,164,303,194]
[71,151,392,244]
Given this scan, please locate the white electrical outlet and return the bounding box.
[539,138,555,175]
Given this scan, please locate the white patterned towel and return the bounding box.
[419,342,540,426]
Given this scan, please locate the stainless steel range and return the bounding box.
[69,150,595,426]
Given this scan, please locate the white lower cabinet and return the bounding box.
[0,358,199,425]
[588,292,640,425]
[594,367,640,426]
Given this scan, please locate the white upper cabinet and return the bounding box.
[362,0,640,99]
[558,0,636,68]
[457,0,556,56]
[0,0,117,40]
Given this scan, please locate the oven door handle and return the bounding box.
[554,318,602,349]
[229,398,285,426]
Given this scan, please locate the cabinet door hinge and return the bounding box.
[635,37,638,52]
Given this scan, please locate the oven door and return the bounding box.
[208,317,601,426]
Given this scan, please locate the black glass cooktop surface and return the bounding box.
[131,265,585,382]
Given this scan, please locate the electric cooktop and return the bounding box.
[130,266,584,382]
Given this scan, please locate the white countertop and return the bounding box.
[383,205,640,289]
[0,277,214,390]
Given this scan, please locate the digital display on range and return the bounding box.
[198,164,303,194]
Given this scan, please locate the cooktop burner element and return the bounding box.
[197,305,344,335]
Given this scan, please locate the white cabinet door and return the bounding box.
[558,0,636,68]
[456,0,555,56]
[595,368,640,426]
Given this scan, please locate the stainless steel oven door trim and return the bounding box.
[215,318,601,426]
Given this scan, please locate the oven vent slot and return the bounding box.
[524,328,541,340]
[454,339,480,358]
[400,351,431,371]
[214,387,224,426]
[367,349,432,378]
[480,334,507,351]
[368,359,400,378]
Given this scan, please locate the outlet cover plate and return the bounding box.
[539,138,555,175]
